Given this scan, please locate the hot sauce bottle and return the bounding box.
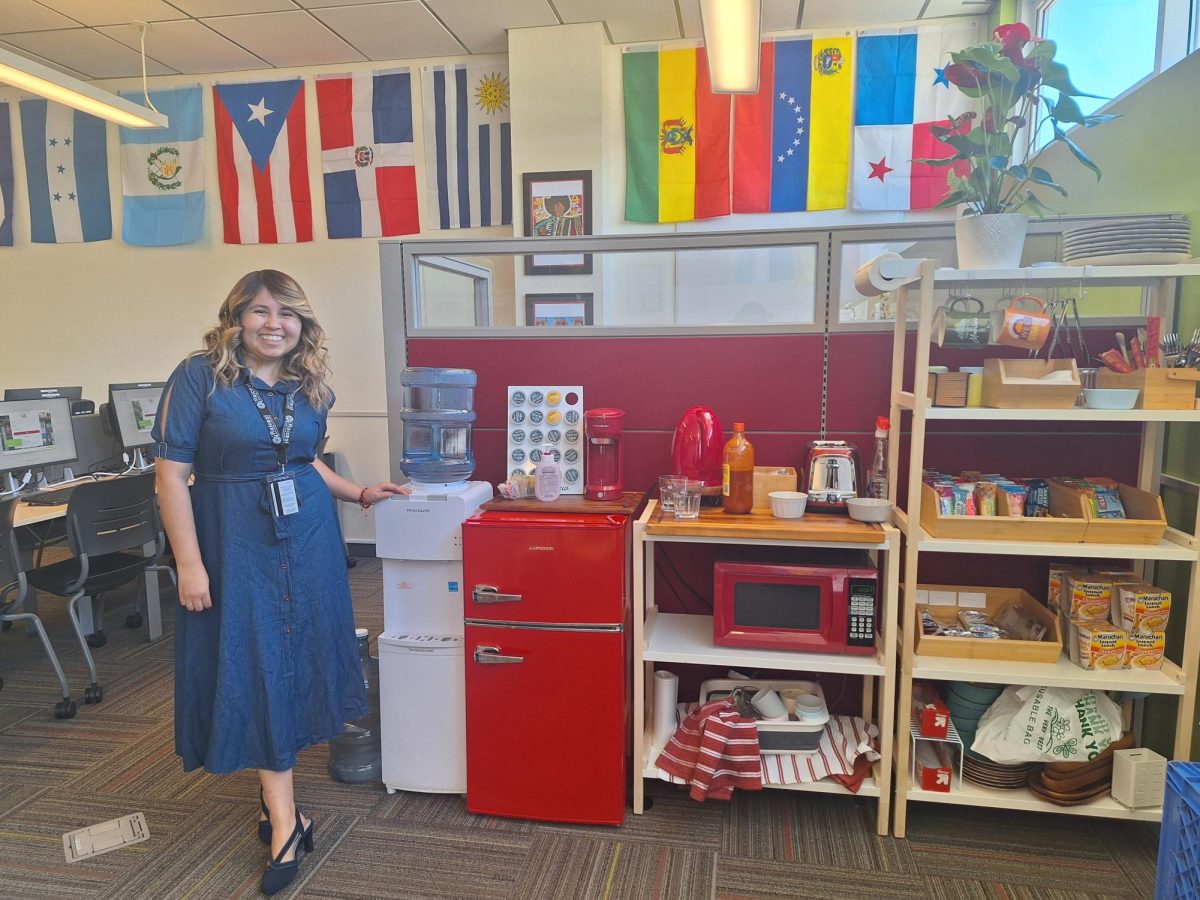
[722,422,754,514]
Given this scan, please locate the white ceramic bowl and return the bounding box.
[846,497,891,523]
[1083,388,1140,410]
[768,490,808,518]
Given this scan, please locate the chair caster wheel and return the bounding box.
[84,685,103,704]
[125,613,143,629]
[55,699,77,719]
[86,630,108,649]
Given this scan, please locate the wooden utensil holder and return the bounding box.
[1096,367,1200,409]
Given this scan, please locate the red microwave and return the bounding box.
[712,550,878,655]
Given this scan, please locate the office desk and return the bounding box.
[14,500,165,643]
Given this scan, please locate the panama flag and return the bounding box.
[19,100,111,243]
[0,103,13,246]
[732,37,854,213]
[851,24,977,210]
[420,63,511,230]
[212,78,312,244]
[623,47,730,223]
[316,69,419,239]
[118,85,205,246]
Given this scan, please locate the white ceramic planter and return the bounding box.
[955,213,1029,270]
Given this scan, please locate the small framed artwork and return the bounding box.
[523,170,592,275]
[525,293,593,327]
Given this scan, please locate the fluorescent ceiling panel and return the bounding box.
[38,0,188,27]
[99,20,270,74]
[0,0,79,34]
[203,10,365,67]
[555,0,679,43]
[424,0,558,54]
[3,28,176,78]
[309,3,464,59]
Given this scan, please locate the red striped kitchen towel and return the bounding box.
[654,699,763,801]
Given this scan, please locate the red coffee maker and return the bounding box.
[584,408,625,500]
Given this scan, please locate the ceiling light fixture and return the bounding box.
[699,0,763,94]
[0,43,167,129]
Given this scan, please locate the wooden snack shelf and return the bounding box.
[920,483,1088,543]
[913,584,1062,664]
[1047,482,1167,545]
[645,504,887,544]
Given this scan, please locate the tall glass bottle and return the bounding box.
[722,423,755,514]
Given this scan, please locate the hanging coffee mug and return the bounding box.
[933,295,989,348]
[991,295,1052,350]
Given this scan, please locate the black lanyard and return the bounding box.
[245,381,297,471]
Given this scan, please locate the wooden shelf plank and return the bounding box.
[924,407,1200,422]
[908,782,1162,822]
[645,505,887,544]
[913,653,1186,695]
[917,529,1198,560]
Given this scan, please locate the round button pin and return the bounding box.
[565,429,579,443]
[529,429,544,444]
[564,448,579,463]
[563,468,579,483]
[512,428,526,442]
[546,410,562,426]
[530,448,543,463]
[546,390,561,406]
[511,449,525,463]
[530,390,545,405]
[511,391,526,405]
[564,410,580,425]
[511,410,525,424]
[529,409,544,424]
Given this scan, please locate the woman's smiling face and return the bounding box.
[239,287,302,371]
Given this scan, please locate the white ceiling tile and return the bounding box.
[203,10,366,67]
[0,0,80,33]
[3,28,177,77]
[0,38,89,78]
[309,3,464,59]
[555,0,679,43]
[99,20,270,74]
[35,0,188,27]
[168,0,298,15]
[424,0,558,54]
[922,0,995,19]
[762,0,801,33]
[800,0,924,29]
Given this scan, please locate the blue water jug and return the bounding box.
[398,368,476,483]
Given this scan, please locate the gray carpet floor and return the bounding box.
[0,557,1160,898]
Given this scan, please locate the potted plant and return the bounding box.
[918,22,1117,269]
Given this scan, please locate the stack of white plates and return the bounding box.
[1062,217,1191,266]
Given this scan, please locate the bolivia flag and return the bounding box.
[623,47,731,223]
[732,37,854,213]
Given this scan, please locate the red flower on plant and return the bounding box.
[993,22,1031,48]
[944,62,985,89]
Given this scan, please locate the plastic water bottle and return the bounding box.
[398,368,477,483]
[328,628,382,783]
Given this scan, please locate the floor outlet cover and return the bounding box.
[63,813,150,862]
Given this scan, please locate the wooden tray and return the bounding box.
[1026,770,1112,805]
[645,504,887,544]
[920,482,1088,543]
[1048,481,1167,545]
[914,584,1062,663]
[982,358,1081,409]
[1096,367,1200,409]
[1044,733,1135,775]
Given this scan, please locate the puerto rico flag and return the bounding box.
[212,78,312,244]
[316,69,419,239]
[851,24,977,210]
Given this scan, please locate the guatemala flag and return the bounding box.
[19,99,111,243]
[316,69,419,239]
[118,85,205,246]
[0,102,13,246]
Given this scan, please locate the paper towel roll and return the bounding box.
[854,252,906,297]
[651,670,679,749]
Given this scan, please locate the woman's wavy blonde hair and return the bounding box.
[196,270,333,410]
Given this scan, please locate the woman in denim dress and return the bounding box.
[153,270,409,894]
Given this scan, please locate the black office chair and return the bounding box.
[25,474,166,705]
[0,498,77,719]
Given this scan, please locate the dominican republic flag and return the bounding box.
[212,78,312,244]
[732,37,854,213]
[851,24,977,210]
[0,103,12,246]
[421,63,511,230]
[19,100,111,243]
[316,69,419,239]
[118,85,205,246]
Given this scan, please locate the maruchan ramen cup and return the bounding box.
[1048,563,1089,613]
[1072,621,1129,671]
[1127,630,1165,670]
[1114,583,1172,633]
[1064,574,1118,622]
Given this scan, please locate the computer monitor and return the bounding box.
[4,386,83,402]
[108,383,165,458]
[0,397,78,493]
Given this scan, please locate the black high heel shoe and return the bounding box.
[260,811,315,896]
[258,788,272,845]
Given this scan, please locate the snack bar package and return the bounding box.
[1114,584,1171,632]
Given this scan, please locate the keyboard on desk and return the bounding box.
[24,485,79,506]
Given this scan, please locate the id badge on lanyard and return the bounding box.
[247,381,301,519]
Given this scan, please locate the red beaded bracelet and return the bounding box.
[358,488,371,510]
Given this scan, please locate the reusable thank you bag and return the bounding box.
[971,685,1122,764]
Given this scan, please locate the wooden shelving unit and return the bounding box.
[630,502,900,835]
[889,261,1200,837]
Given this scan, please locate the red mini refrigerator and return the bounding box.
[462,510,630,825]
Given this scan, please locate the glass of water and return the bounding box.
[658,475,685,512]
[673,480,703,520]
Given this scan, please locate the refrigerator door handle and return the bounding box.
[473,645,525,665]
[472,585,522,604]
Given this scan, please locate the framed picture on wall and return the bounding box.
[523,170,593,275]
[525,292,593,327]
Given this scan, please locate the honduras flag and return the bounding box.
[118,85,205,246]
[316,69,419,239]
[19,100,111,243]
[0,103,13,246]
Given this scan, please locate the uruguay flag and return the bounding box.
[316,69,419,239]
[0,103,13,246]
[212,78,312,244]
[19,100,111,243]
[118,85,205,246]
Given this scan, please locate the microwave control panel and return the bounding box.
[846,578,877,647]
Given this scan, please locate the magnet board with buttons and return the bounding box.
[507,386,584,494]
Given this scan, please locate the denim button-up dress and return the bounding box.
[153,356,366,774]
